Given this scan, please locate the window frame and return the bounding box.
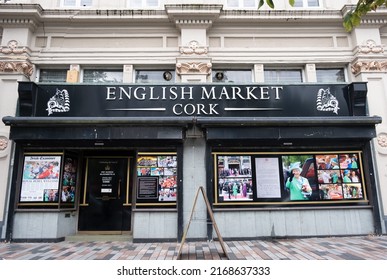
[135,152,178,208]
[127,0,161,9]
[212,69,253,83]
[82,69,124,83]
[60,0,93,7]
[38,68,68,83]
[17,152,78,210]
[225,0,258,9]
[263,68,304,83]
[292,0,321,8]
[134,69,176,83]
[213,151,368,207]
[316,67,346,83]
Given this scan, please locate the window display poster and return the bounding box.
[137,155,177,202]
[215,152,365,205]
[61,156,77,203]
[255,157,281,198]
[217,155,253,201]
[20,155,61,202]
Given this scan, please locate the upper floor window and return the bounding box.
[293,0,320,8]
[135,70,175,83]
[226,0,256,8]
[61,0,92,7]
[128,0,159,9]
[39,69,67,83]
[212,70,252,83]
[83,69,123,83]
[316,68,345,83]
[264,69,303,83]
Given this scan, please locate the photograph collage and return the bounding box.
[61,156,77,203]
[137,155,178,202]
[216,152,365,203]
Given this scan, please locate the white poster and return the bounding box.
[20,155,61,202]
[255,157,281,198]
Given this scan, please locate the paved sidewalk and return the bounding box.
[1,235,387,260]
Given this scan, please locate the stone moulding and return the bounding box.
[179,40,208,55]
[356,40,384,55]
[176,62,212,75]
[0,136,10,158]
[0,61,33,77]
[0,40,28,55]
[351,60,387,75]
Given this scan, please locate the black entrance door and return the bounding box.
[78,157,131,232]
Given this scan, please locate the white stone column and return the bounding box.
[165,4,222,239]
[0,38,33,239]
[349,26,387,234]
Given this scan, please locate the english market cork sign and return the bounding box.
[35,84,349,118]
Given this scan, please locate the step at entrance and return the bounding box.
[65,233,133,242]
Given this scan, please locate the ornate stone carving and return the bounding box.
[176,62,212,75]
[351,60,387,75]
[0,61,33,77]
[0,40,27,55]
[0,136,8,151]
[180,40,208,55]
[357,40,384,54]
[377,133,387,148]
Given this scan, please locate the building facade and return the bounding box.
[0,0,387,242]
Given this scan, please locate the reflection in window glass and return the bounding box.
[39,69,67,83]
[316,68,345,83]
[83,70,123,83]
[63,0,92,6]
[227,0,239,7]
[135,70,175,83]
[227,0,256,7]
[264,69,303,83]
[212,70,252,83]
[63,0,76,5]
[307,0,319,7]
[129,0,159,8]
[243,0,255,7]
[293,0,319,7]
[146,0,159,6]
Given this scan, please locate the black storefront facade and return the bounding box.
[2,81,383,242]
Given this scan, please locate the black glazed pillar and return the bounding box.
[347,82,368,116]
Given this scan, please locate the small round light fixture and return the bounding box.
[163,71,172,81]
[215,72,224,81]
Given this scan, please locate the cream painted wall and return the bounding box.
[0,75,24,224]
[3,0,357,10]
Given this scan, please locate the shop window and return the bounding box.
[293,0,320,7]
[316,68,346,83]
[214,151,366,206]
[135,70,175,83]
[212,70,252,83]
[83,69,123,83]
[18,152,78,209]
[128,0,159,8]
[61,0,92,7]
[39,69,67,83]
[226,0,256,8]
[264,69,303,83]
[136,152,178,207]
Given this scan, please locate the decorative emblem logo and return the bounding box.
[316,88,339,115]
[46,89,70,116]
